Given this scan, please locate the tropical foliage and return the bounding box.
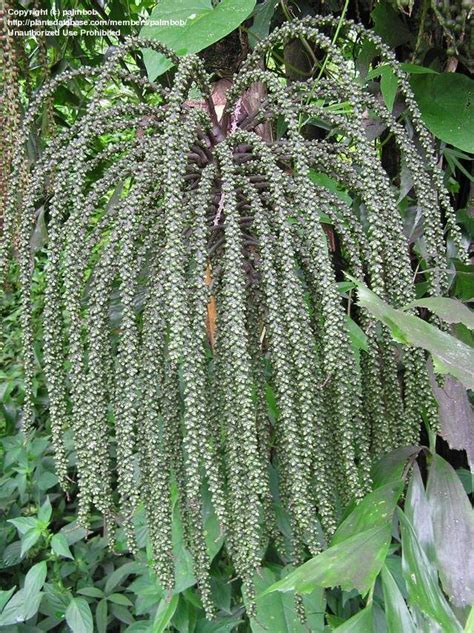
[1,0,473,631]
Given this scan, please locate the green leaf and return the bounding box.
[65,597,94,633]
[24,561,47,596]
[408,297,474,329]
[7,516,39,535]
[250,567,325,632]
[141,0,256,80]
[77,587,104,599]
[465,607,474,633]
[345,316,368,353]
[51,533,74,559]
[371,3,412,47]
[0,588,16,613]
[332,480,403,545]
[426,455,474,608]
[309,171,352,206]
[20,527,42,556]
[371,445,420,488]
[410,73,474,152]
[397,509,462,632]
[405,463,434,560]
[264,525,391,596]
[354,281,474,389]
[248,0,278,48]
[104,562,144,595]
[334,606,374,631]
[381,566,417,633]
[38,496,52,523]
[380,67,398,112]
[152,594,178,633]
[108,593,134,607]
[96,599,108,633]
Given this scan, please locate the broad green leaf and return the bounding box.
[398,509,462,632]
[380,66,398,112]
[355,281,474,389]
[334,606,374,632]
[141,0,256,80]
[408,297,474,330]
[24,561,47,596]
[7,516,39,535]
[371,3,412,47]
[65,597,94,633]
[0,590,26,626]
[371,445,420,488]
[426,455,474,608]
[20,527,42,556]
[38,496,52,523]
[60,520,89,545]
[51,533,74,559]
[251,567,325,632]
[263,525,391,596]
[410,73,474,152]
[332,480,403,545]
[152,594,178,633]
[405,463,434,560]
[96,599,108,633]
[381,566,417,633]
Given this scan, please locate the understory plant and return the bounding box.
[0,13,469,620]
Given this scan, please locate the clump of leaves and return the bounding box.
[0,15,467,615]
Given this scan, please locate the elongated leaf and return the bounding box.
[405,463,434,560]
[248,0,278,48]
[408,298,474,330]
[428,369,474,470]
[51,533,74,559]
[65,597,94,633]
[332,480,403,545]
[24,561,47,596]
[0,588,16,613]
[96,599,108,633]
[334,606,374,632]
[264,525,391,596]
[382,566,417,633]
[380,66,398,112]
[152,594,178,633]
[398,509,462,632]
[141,0,256,80]
[20,527,42,556]
[355,282,474,389]
[465,607,474,633]
[426,455,474,608]
[371,445,420,488]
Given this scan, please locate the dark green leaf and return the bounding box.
[333,606,374,632]
[107,593,133,607]
[248,0,278,48]
[65,598,94,633]
[410,73,474,152]
[426,455,474,608]
[380,67,398,112]
[96,599,108,633]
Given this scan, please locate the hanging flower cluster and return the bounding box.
[1,16,465,615]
